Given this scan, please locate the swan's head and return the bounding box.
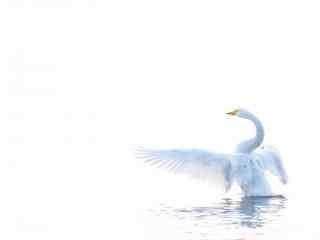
[226,109,252,119]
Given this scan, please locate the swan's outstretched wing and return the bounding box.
[135,146,234,191]
[254,145,288,184]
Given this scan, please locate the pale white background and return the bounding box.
[1,0,320,239]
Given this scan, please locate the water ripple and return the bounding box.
[147,196,287,239]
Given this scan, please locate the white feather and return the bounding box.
[135,146,234,191]
[253,145,288,184]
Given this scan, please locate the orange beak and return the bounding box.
[226,109,239,116]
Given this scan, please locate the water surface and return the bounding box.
[144,195,293,240]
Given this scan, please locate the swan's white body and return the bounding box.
[135,109,288,197]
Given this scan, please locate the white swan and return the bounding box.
[135,109,288,197]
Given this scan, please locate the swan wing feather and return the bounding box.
[254,145,288,184]
[135,146,234,191]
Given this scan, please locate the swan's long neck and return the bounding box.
[236,113,264,153]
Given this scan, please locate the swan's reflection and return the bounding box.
[152,196,287,239]
[172,196,287,229]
